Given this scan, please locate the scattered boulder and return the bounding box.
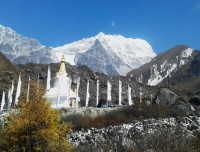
[70,117,200,151]
[154,88,179,105]
[189,96,200,106]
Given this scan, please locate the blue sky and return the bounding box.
[0,0,200,54]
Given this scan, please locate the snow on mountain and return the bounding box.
[147,48,193,86]
[0,25,58,64]
[54,32,156,76]
[127,45,194,86]
[0,24,155,75]
[75,39,119,75]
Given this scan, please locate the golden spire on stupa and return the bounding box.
[58,55,67,75]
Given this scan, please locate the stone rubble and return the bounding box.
[69,117,200,150]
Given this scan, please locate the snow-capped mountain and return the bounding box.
[75,39,119,75]
[127,45,194,86]
[54,32,156,76]
[0,25,58,64]
[0,24,155,76]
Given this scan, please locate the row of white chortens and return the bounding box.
[0,55,148,110]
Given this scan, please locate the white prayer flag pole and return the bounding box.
[119,79,122,106]
[128,84,132,105]
[15,73,22,105]
[85,79,90,107]
[1,91,5,110]
[75,77,80,108]
[26,76,31,102]
[8,81,14,108]
[96,79,99,106]
[46,66,51,91]
[151,94,153,103]
[139,87,142,107]
[56,77,60,109]
[7,89,11,107]
[36,74,39,96]
[107,80,112,105]
[138,74,143,84]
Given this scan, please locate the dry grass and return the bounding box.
[61,103,187,131]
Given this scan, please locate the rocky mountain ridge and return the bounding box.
[0,24,156,76]
[18,62,158,107]
[54,32,156,75]
[127,45,195,86]
[161,50,200,93]
[0,25,58,64]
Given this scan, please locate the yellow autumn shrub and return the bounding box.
[1,81,72,152]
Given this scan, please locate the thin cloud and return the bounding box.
[111,21,115,27]
[194,3,200,10]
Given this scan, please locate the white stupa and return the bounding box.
[46,55,77,108]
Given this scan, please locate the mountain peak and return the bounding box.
[96,32,106,37]
[0,24,156,76]
[0,24,16,34]
[54,32,156,75]
[127,45,194,86]
[0,24,6,29]
[93,39,102,45]
[95,32,124,39]
[0,24,58,64]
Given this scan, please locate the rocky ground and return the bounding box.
[69,116,200,151]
